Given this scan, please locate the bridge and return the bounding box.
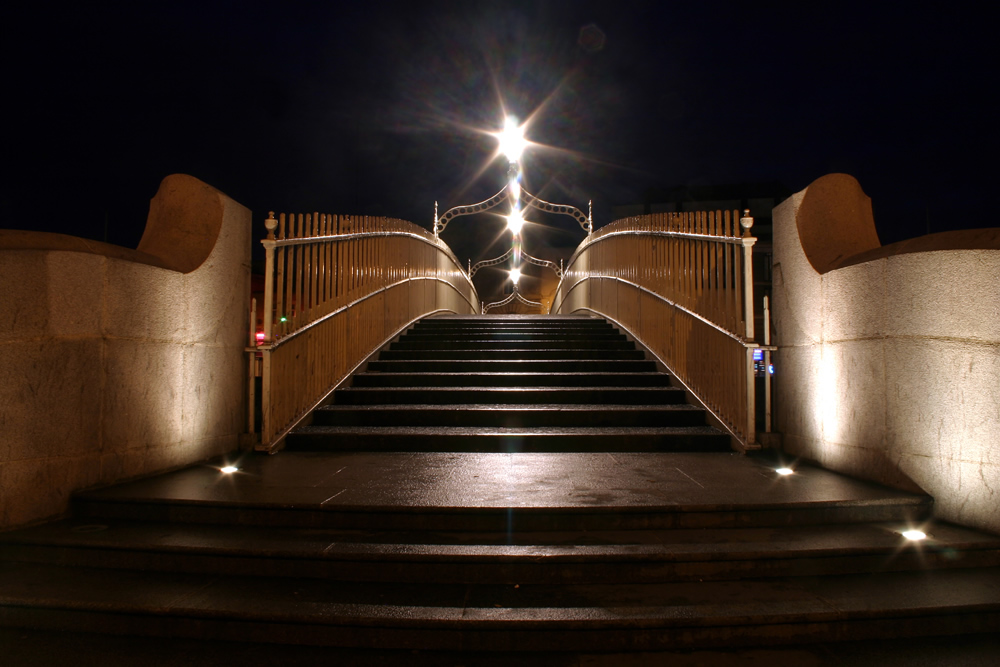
[0,172,998,661]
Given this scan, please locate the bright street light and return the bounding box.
[506,210,525,235]
[497,116,526,163]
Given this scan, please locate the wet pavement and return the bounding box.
[80,450,924,511]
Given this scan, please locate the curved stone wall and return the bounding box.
[0,175,251,528]
[772,173,1000,534]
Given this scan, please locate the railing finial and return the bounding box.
[740,209,754,238]
[265,211,278,240]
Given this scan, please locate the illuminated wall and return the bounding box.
[772,173,1000,534]
[0,175,251,528]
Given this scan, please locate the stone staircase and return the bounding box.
[289,314,730,452]
[1,314,999,662]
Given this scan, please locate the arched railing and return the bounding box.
[551,209,768,449]
[252,212,479,451]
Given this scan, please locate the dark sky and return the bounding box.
[2,0,995,267]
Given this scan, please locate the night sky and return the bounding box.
[2,1,995,270]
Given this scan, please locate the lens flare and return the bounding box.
[507,210,525,235]
[496,116,526,163]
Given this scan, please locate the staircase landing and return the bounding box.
[1,314,998,661]
[65,449,927,515]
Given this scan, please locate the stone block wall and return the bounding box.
[772,173,1000,534]
[0,174,251,529]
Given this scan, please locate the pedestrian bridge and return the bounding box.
[1,172,998,660]
[252,201,765,456]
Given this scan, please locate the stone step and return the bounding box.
[403,332,626,341]
[310,404,707,428]
[414,317,611,329]
[3,520,997,584]
[333,386,690,405]
[376,348,648,361]
[2,562,997,652]
[286,425,731,452]
[390,339,638,351]
[409,327,617,336]
[5,627,1000,666]
[365,359,658,373]
[350,372,673,388]
[66,452,934,531]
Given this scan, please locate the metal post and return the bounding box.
[262,212,278,344]
[247,297,257,436]
[746,347,756,447]
[739,208,758,447]
[260,212,278,446]
[739,209,756,341]
[763,295,772,433]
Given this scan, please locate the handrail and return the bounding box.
[482,288,542,313]
[253,211,479,451]
[551,209,761,448]
[470,247,513,277]
[521,248,563,278]
[263,276,479,350]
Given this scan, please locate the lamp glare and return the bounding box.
[507,211,525,235]
[775,467,794,475]
[509,268,522,284]
[902,530,927,541]
[221,466,238,474]
[498,116,526,163]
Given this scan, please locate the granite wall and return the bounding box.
[0,174,251,529]
[772,173,1000,534]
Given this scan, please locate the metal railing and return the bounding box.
[251,211,479,451]
[551,209,766,449]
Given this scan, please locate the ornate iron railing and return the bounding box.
[252,212,478,451]
[551,209,766,448]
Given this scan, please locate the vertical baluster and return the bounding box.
[318,214,327,314]
[725,210,735,333]
[335,215,343,307]
[317,213,326,313]
[275,213,286,338]
[684,212,692,308]
[283,214,295,337]
[696,211,703,298]
[710,211,719,324]
[326,214,334,314]
[310,211,319,322]
[714,211,723,326]
[301,213,312,323]
[293,214,303,330]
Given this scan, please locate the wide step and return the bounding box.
[2,562,998,652]
[289,425,731,452]
[4,315,998,658]
[310,404,708,428]
[4,518,998,584]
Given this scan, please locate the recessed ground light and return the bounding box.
[220,466,239,474]
[775,467,794,475]
[901,530,927,541]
